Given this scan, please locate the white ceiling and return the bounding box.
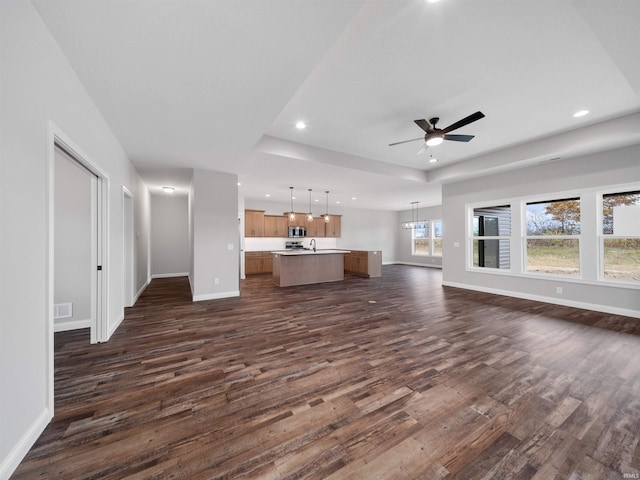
[32,0,640,210]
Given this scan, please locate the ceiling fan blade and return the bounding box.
[441,111,485,134]
[414,119,433,133]
[388,137,424,147]
[416,143,428,154]
[444,134,474,142]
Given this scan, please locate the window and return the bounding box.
[433,220,443,256]
[412,223,429,255]
[601,190,640,282]
[471,206,511,269]
[411,220,443,256]
[525,198,580,276]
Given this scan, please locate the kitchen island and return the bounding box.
[271,249,350,287]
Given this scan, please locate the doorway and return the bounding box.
[123,188,135,307]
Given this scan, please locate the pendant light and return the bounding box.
[307,189,313,222]
[401,201,428,229]
[324,190,330,223]
[289,187,295,221]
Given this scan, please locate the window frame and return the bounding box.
[467,203,512,272]
[411,221,430,256]
[523,196,582,278]
[598,187,640,285]
[411,219,443,257]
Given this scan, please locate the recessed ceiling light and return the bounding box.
[336,201,341,204]
[427,0,441,3]
[162,186,175,193]
[314,198,319,202]
[265,194,271,197]
[429,156,438,164]
[352,197,357,200]
[295,121,306,129]
[573,110,589,118]
[237,182,242,186]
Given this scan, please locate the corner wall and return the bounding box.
[396,204,443,268]
[0,1,151,477]
[191,169,240,301]
[442,144,640,317]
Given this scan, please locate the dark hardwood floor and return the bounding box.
[13,265,640,479]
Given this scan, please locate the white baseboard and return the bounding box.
[107,312,125,340]
[151,272,189,279]
[53,317,92,332]
[442,280,640,319]
[133,278,150,305]
[389,261,442,269]
[0,407,51,480]
[193,290,240,302]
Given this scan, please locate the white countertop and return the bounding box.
[271,249,350,256]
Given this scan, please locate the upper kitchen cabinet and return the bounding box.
[325,215,341,237]
[286,213,307,228]
[306,217,326,237]
[264,215,289,237]
[245,209,265,237]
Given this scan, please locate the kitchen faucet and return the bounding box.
[310,238,316,252]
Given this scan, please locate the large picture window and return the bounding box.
[601,190,640,282]
[471,206,511,269]
[525,198,580,276]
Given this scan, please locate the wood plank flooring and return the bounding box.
[12,265,640,479]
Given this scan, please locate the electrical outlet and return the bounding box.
[556,286,563,294]
[454,242,460,248]
[214,277,219,285]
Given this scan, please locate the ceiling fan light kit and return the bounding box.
[390,110,485,154]
[426,135,444,147]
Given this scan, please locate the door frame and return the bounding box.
[46,122,109,413]
[122,187,135,307]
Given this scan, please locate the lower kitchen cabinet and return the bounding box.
[345,250,382,278]
[244,251,273,275]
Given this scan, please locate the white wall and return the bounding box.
[442,144,640,318]
[54,146,94,330]
[133,174,151,303]
[151,193,189,277]
[243,199,399,264]
[396,204,443,268]
[0,1,151,477]
[191,169,240,301]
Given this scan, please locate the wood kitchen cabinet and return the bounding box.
[345,250,381,278]
[324,215,341,237]
[264,215,288,237]
[286,213,307,228]
[244,251,273,275]
[306,217,326,237]
[244,252,264,275]
[245,210,265,237]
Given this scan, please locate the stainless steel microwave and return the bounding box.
[288,226,307,238]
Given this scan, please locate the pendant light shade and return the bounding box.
[401,201,428,229]
[307,189,313,222]
[324,190,330,223]
[289,187,295,221]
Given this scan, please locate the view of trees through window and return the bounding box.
[412,220,443,256]
[602,190,640,281]
[526,198,580,276]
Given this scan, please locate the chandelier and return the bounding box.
[401,201,428,229]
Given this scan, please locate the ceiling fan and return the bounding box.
[389,111,485,154]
